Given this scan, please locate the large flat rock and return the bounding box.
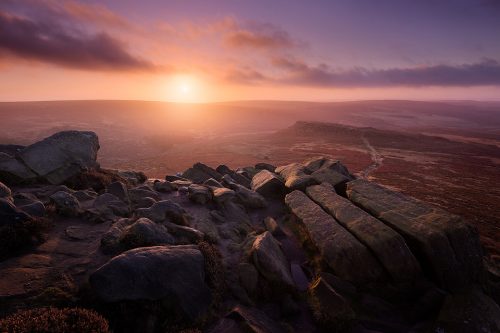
[285,190,384,284]
[347,179,483,290]
[306,183,421,282]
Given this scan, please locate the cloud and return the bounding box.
[271,57,500,87]
[224,67,269,84]
[0,10,155,71]
[225,22,299,50]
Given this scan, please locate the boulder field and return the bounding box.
[0,131,498,333]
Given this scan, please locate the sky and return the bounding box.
[0,0,500,102]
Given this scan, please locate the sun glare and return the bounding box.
[166,75,201,103]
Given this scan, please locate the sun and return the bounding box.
[167,75,201,103]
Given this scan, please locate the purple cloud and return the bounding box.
[272,57,500,87]
[0,10,154,71]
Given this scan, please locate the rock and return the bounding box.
[164,221,204,244]
[308,277,355,329]
[165,175,188,182]
[238,263,259,296]
[0,198,32,226]
[310,168,351,193]
[237,167,259,179]
[133,196,156,209]
[106,181,129,203]
[172,180,192,188]
[276,163,319,191]
[0,152,37,184]
[119,218,174,249]
[203,178,224,188]
[18,201,46,217]
[136,200,189,225]
[89,245,212,321]
[18,131,99,185]
[304,156,352,177]
[153,180,175,193]
[183,163,222,183]
[250,170,286,198]
[255,162,276,172]
[224,306,286,333]
[0,144,25,156]
[100,218,135,253]
[65,225,92,240]
[347,179,483,290]
[117,170,146,185]
[49,191,80,216]
[306,183,421,282]
[290,263,310,292]
[251,231,294,288]
[285,190,384,284]
[73,189,97,201]
[435,289,500,333]
[0,181,12,199]
[93,193,130,217]
[128,187,160,203]
[263,217,284,236]
[216,165,251,188]
[213,187,236,205]
[225,180,267,209]
[188,184,212,204]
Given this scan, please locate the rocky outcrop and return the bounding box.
[306,183,421,282]
[0,131,100,185]
[251,170,286,198]
[251,231,294,288]
[347,179,483,290]
[276,163,318,191]
[90,245,211,321]
[285,190,385,283]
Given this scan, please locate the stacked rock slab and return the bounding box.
[276,163,318,191]
[285,190,385,284]
[347,179,483,291]
[306,183,421,282]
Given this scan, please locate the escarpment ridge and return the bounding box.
[0,131,498,333]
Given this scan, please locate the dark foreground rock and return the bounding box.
[90,245,212,321]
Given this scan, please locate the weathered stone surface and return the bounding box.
[0,198,32,226]
[19,131,99,185]
[183,163,222,183]
[276,163,318,191]
[136,200,189,225]
[100,218,134,253]
[0,152,37,184]
[217,165,251,188]
[255,162,276,172]
[310,168,350,189]
[306,183,421,282]
[308,277,355,328]
[93,193,130,217]
[128,187,160,203]
[221,175,266,208]
[0,181,12,199]
[90,245,212,320]
[203,177,224,188]
[18,201,45,217]
[263,217,284,236]
[119,218,174,249]
[153,180,175,193]
[164,221,204,244]
[225,306,286,333]
[188,184,212,204]
[238,263,259,296]
[251,170,286,198]
[213,187,236,205]
[106,181,129,203]
[49,191,80,216]
[251,231,294,288]
[73,189,97,201]
[435,289,500,333]
[303,156,351,177]
[117,170,146,185]
[347,179,483,290]
[285,190,384,283]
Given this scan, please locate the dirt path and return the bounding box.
[359,136,384,179]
